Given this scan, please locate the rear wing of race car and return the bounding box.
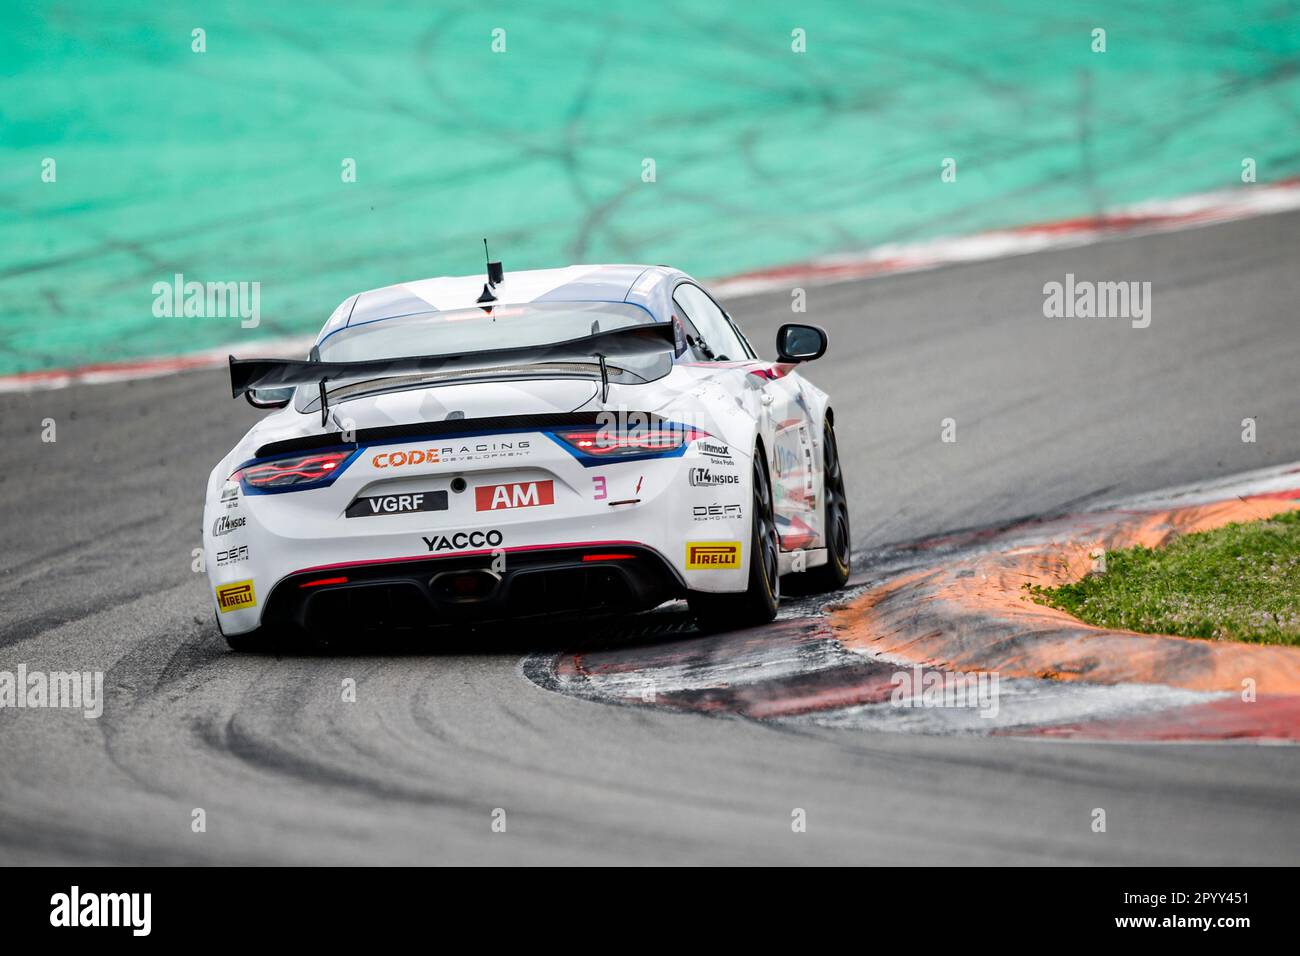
[228,322,677,422]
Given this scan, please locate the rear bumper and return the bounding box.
[205,417,755,635]
[256,544,683,636]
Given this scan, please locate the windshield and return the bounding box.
[317,301,655,362]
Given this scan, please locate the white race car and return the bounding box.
[206,263,850,649]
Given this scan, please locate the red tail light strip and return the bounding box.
[548,423,708,464]
[554,428,705,454]
[231,449,355,493]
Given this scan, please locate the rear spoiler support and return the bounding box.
[318,378,329,426]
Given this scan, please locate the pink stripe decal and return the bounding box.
[289,539,648,576]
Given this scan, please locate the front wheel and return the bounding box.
[688,453,780,632]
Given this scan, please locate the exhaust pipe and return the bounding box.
[429,568,502,603]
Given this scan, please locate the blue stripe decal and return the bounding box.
[234,419,700,493]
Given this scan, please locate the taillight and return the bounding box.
[230,450,353,492]
[551,423,707,459]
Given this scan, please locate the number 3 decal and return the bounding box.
[593,476,607,500]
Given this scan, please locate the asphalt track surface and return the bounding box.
[1,211,1298,864]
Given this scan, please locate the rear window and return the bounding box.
[317,301,655,363]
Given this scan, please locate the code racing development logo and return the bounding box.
[372,440,532,469]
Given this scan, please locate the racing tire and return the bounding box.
[688,452,780,632]
[797,419,851,593]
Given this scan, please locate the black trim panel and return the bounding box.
[260,545,683,635]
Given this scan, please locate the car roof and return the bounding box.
[318,264,685,342]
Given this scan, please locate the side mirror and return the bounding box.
[245,387,293,409]
[776,323,827,363]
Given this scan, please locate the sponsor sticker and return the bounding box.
[372,440,531,469]
[692,503,743,521]
[688,467,741,487]
[216,544,249,566]
[475,479,554,511]
[697,440,734,464]
[422,529,504,552]
[797,423,816,496]
[372,448,440,468]
[220,483,239,508]
[215,580,256,612]
[686,541,742,569]
[346,490,448,519]
[212,514,246,536]
[774,423,816,499]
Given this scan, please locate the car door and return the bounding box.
[672,282,820,554]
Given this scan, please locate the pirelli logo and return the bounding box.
[216,580,257,612]
[686,541,741,569]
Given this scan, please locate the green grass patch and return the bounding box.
[1028,510,1300,647]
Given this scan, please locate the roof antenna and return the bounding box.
[478,238,503,303]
